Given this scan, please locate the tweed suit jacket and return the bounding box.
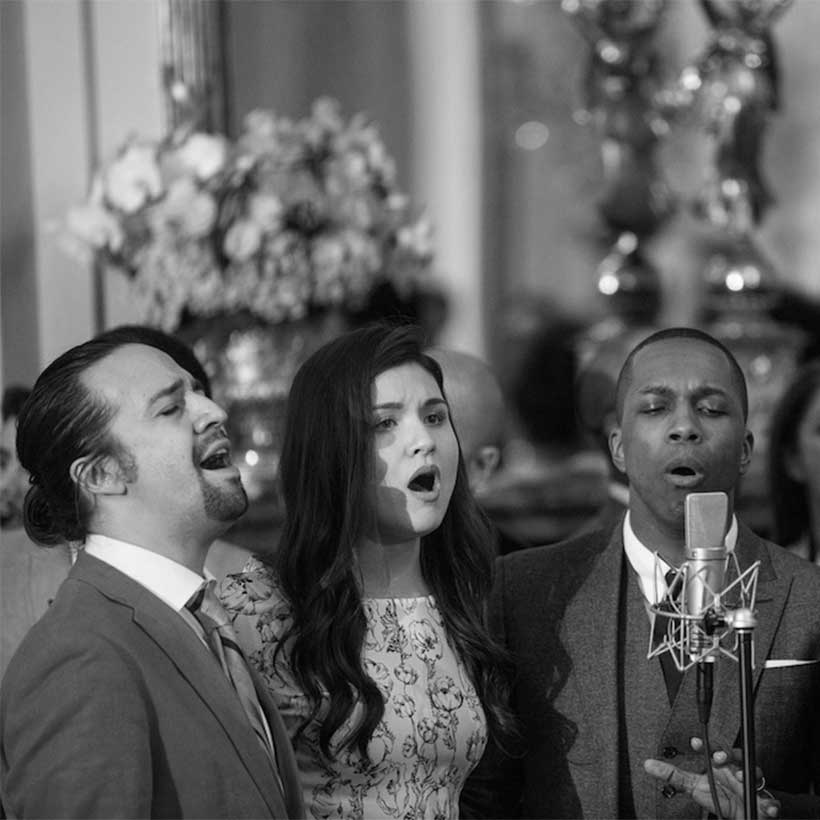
[462,518,820,819]
[0,552,305,819]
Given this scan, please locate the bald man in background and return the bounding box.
[428,348,508,496]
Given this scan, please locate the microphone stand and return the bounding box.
[733,608,758,820]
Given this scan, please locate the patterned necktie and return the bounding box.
[187,581,280,774]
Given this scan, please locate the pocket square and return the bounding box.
[763,658,820,668]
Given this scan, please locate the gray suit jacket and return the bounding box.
[1,552,305,818]
[462,519,820,819]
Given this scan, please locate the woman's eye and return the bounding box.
[375,417,396,431]
[425,411,447,425]
[641,405,663,415]
[699,406,725,416]
[159,404,181,417]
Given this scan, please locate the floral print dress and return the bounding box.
[219,559,487,820]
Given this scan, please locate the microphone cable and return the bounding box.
[697,661,724,820]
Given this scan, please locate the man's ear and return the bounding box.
[609,426,627,475]
[738,429,755,477]
[469,445,501,493]
[69,454,128,497]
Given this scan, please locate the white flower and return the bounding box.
[155,177,218,238]
[65,203,124,252]
[63,98,435,328]
[175,133,228,180]
[103,142,162,214]
[224,219,262,262]
[248,192,283,233]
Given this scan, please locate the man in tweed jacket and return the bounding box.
[463,327,820,819]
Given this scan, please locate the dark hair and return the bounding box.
[2,385,31,421]
[767,360,820,557]
[93,324,212,397]
[16,337,132,545]
[272,322,516,760]
[511,317,584,450]
[615,326,749,422]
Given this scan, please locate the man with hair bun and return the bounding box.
[0,336,303,818]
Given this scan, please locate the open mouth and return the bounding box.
[669,466,697,478]
[408,465,439,494]
[199,444,233,471]
[665,462,703,486]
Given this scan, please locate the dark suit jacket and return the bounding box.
[0,552,305,818]
[462,520,820,819]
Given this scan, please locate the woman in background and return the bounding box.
[220,322,516,819]
[767,359,820,563]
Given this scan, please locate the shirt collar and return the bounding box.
[84,533,213,612]
[622,510,738,604]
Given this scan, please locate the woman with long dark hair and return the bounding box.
[767,359,820,563]
[220,322,516,819]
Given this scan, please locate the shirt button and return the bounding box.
[662,784,677,798]
[662,746,679,759]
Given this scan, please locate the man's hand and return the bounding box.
[645,739,780,819]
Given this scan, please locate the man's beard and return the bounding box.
[199,472,249,523]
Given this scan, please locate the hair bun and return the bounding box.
[22,485,64,546]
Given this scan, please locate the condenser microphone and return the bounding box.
[684,491,729,662]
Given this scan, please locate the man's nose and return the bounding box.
[667,407,701,443]
[189,391,228,431]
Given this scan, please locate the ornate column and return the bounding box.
[157,0,227,133]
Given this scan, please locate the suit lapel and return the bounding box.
[72,554,290,818]
[560,529,624,817]
[711,526,789,747]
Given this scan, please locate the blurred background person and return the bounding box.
[220,323,518,820]
[479,306,607,549]
[573,326,657,535]
[427,347,508,497]
[428,346,525,555]
[1,384,72,678]
[767,358,820,564]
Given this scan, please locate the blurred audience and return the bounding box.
[767,359,820,564]
[573,326,657,534]
[1,385,72,678]
[480,307,608,547]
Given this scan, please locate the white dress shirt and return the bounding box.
[83,533,212,640]
[622,510,738,605]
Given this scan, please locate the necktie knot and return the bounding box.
[188,581,232,631]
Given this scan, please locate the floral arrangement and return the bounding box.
[64,98,435,331]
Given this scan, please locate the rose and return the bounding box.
[103,142,162,214]
[175,133,228,180]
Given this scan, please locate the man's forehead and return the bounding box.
[82,344,184,399]
[631,338,731,377]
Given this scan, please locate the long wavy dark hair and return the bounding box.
[767,360,820,559]
[270,322,517,761]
